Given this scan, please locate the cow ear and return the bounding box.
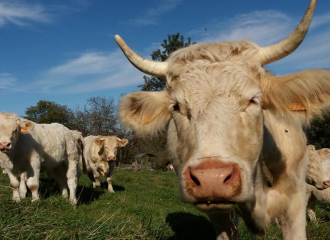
[19,120,34,133]
[261,70,330,125]
[117,138,128,147]
[95,137,105,146]
[318,148,330,159]
[119,91,171,136]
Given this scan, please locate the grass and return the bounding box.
[0,169,329,240]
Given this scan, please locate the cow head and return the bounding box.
[94,136,128,161]
[0,112,34,153]
[306,145,330,190]
[117,0,318,213]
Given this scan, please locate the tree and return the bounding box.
[71,96,118,136]
[24,100,74,127]
[138,33,195,91]
[306,112,330,149]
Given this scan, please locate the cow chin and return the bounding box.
[194,202,236,213]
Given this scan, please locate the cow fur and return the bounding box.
[83,135,128,192]
[0,112,79,205]
[306,146,330,221]
[117,1,330,239]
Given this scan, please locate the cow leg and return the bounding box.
[276,189,307,240]
[208,211,240,240]
[91,168,101,188]
[307,194,317,221]
[19,172,27,199]
[26,164,40,202]
[66,160,78,206]
[7,171,21,202]
[107,161,115,193]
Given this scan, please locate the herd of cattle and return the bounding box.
[0,112,128,205]
[1,0,330,239]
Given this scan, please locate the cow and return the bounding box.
[83,135,128,193]
[306,145,330,221]
[0,156,7,174]
[0,112,79,205]
[115,0,330,238]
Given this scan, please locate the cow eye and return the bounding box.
[248,98,258,107]
[173,104,180,112]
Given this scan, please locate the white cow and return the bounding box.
[115,0,330,239]
[83,135,128,192]
[0,112,79,205]
[306,146,330,221]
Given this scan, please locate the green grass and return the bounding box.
[0,169,330,240]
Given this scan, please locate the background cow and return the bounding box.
[115,0,330,239]
[0,112,79,205]
[83,135,128,192]
[306,145,330,221]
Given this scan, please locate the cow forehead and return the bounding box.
[167,61,262,110]
[103,137,119,148]
[0,112,20,132]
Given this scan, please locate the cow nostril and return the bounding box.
[224,174,232,183]
[190,171,200,186]
[6,143,10,147]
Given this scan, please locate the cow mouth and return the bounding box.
[0,149,9,153]
[194,201,236,212]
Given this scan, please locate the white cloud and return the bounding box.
[0,72,16,89]
[6,6,329,95]
[0,1,51,27]
[188,10,330,73]
[29,49,144,93]
[126,0,183,26]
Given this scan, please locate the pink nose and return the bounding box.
[107,156,115,161]
[323,180,330,189]
[184,159,241,201]
[0,142,11,150]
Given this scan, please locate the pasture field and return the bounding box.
[0,169,330,240]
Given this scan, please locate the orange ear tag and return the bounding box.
[288,103,306,111]
[21,127,29,133]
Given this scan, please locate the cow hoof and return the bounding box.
[13,198,21,203]
[70,199,77,207]
[31,198,39,203]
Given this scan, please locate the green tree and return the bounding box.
[306,112,330,149]
[24,100,73,127]
[138,33,195,91]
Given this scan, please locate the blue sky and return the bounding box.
[0,0,329,117]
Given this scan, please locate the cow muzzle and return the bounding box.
[107,156,115,161]
[184,159,241,203]
[0,142,11,152]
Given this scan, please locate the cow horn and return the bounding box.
[257,0,317,65]
[115,35,167,77]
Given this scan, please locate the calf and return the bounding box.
[83,135,128,192]
[306,145,330,220]
[0,112,79,205]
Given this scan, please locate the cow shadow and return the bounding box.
[164,212,215,240]
[31,177,106,205]
[76,185,106,205]
[99,182,125,192]
[76,184,125,205]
